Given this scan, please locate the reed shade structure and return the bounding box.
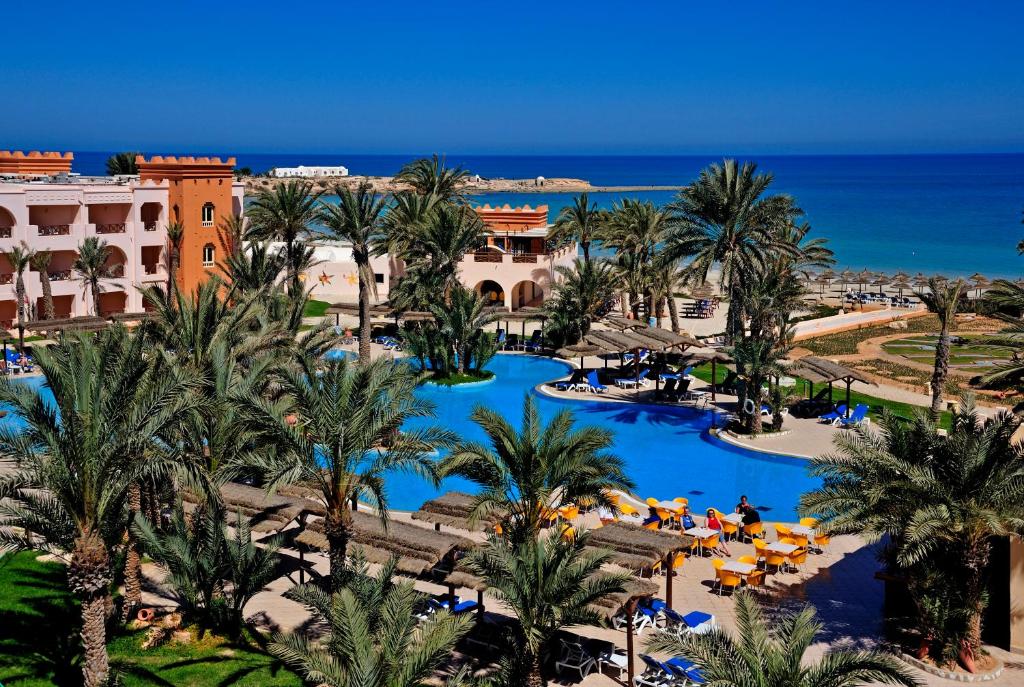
[871,275,890,291]
[912,273,930,289]
[680,347,734,401]
[689,283,715,300]
[296,509,476,577]
[603,315,649,331]
[855,269,874,292]
[497,307,547,349]
[585,327,698,392]
[326,301,395,327]
[107,311,154,323]
[557,342,607,369]
[813,274,832,295]
[837,269,857,292]
[970,273,990,303]
[585,521,694,611]
[891,278,912,298]
[25,315,107,332]
[181,481,325,533]
[411,491,502,532]
[787,355,873,418]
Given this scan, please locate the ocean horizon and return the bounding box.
[70,152,1024,279]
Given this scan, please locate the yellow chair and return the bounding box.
[737,555,757,566]
[671,552,686,574]
[814,532,831,554]
[775,523,792,540]
[715,569,742,596]
[560,524,576,542]
[712,508,727,520]
[655,507,675,526]
[558,504,579,522]
[711,558,725,571]
[699,533,720,555]
[642,518,660,531]
[790,533,809,549]
[799,517,818,528]
[779,536,797,546]
[753,538,768,566]
[673,497,688,506]
[787,548,808,572]
[685,532,700,555]
[646,497,660,508]
[765,552,787,574]
[745,569,767,591]
[722,520,740,542]
[620,503,639,516]
[743,521,764,542]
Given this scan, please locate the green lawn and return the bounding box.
[0,552,301,687]
[690,362,952,429]
[303,299,331,318]
[800,314,940,356]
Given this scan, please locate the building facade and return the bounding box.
[0,151,243,327]
[271,165,349,178]
[298,204,576,310]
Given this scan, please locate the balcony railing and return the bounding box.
[143,221,158,231]
[473,252,503,263]
[512,254,537,264]
[470,251,559,264]
[96,222,126,234]
[38,224,71,236]
[48,270,72,282]
[0,273,12,285]
[0,227,11,238]
[143,263,160,275]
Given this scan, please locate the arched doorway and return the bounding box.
[475,280,505,306]
[511,280,544,310]
[0,206,15,238]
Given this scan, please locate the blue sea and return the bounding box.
[72,152,1024,278]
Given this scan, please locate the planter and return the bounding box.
[899,651,1004,682]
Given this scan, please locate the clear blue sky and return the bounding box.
[4,1,1023,155]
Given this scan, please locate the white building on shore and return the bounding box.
[271,164,348,178]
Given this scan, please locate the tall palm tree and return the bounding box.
[467,530,631,687]
[646,591,918,687]
[730,335,790,434]
[217,212,249,259]
[0,328,199,687]
[165,220,185,297]
[548,192,602,263]
[318,183,389,361]
[219,240,287,293]
[238,354,455,589]
[430,285,497,375]
[440,395,632,542]
[247,180,322,294]
[664,159,802,343]
[30,249,55,320]
[800,397,1024,670]
[398,204,488,305]
[271,555,473,687]
[544,258,618,346]
[7,242,34,349]
[73,236,112,316]
[395,154,470,202]
[916,277,966,419]
[649,259,685,332]
[105,151,139,176]
[977,278,1024,386]
[600,199,671,319]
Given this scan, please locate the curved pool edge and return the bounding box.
[713,428,815,460]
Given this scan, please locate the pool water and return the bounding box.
[0,355,820,519]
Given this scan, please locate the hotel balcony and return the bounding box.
[28,223,85,250]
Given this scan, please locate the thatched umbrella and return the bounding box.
[969,272,990,301]
[837,269,856,292]
[500,307,547,347]
[813,274,832,295]
[871,275,890,293]
[890,278,912,298]
[892,270,910,282]
[690,283,715,300]
[557,342,605,369]
[855,269,874,293]
[411,491,501,532]
[682,348,733,402]
[912,273,930,289]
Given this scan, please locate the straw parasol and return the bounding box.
[787,355,873,418]
[855,269,874,292]
[871,275,890,291]
[603,315,648,331]
[411,491,501,532]
[689,283,715,300]
[912,273,931,289]
[557,342,606,368]
[890,277,912,298]
[813,274,832,295]
[837,269,856,292]
[892,270,910,281]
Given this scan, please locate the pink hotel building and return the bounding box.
[0,150,243,327]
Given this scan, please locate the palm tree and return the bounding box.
[0,328,199,687]
[664,159,802,344]
[730,335,790,434]
[977,278,1024,386]
[73,236,112,316]
[440,395,632,542]
[247,180,322,294]
[649,259,685,332]
[646,591,918,687]
[7,242,34,349]
[467,530,631,687]
[271,555,473,687]
[217,212,249,259]
[800,397,1024,670]
[318,183,389,361]
[219,240,287,293]
[430,285,498,375]
[30,249,54,320]
[105,151,139,176]
[401,204,487,302]
[395,154,470,202]
[600,199,672,318]
[916,277,966,419]
[544,258,618,346]
[548,192,602,263]
[238,354,455,589]
[165,220,184,296]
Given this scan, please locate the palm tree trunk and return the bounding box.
[581,240,590,264]
[80,592,110,687]
[15,277,26,350]
[358,271,372,363]
[121,483,143,622]
[91,280,101,317]
[325,506,351,591]
[930,323,951,420]
[667,294,680,333]
[457,342,467,374]
[620,292,630,318]
[526,648,546,687]
[40,271,54,320]
[960,537,991,670]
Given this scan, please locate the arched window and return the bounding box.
[201,202,215,227]
[202,243,215,267]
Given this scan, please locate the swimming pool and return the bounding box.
[0,355,820,518]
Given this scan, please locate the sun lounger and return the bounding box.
[585,370,608,394]
[818,404,848,425]
[524,330,543,352]
[495,329,506,348]
[615,367,651,389]
[656,378,679,401]
[839,404,870,428]
[555,638,597,679]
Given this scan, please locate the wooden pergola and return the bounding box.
[584,327,698,393]
[787,355,873,418]
[680,348,734,401]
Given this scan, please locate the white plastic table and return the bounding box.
[790,525,815,537]
[721,512,744,526]
[685,527,718,555]
[766,542,799,555]
[721,561,756,575]
[655,500,684,512]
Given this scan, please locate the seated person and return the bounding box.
[679,506,696,531]
[740,504,761,526]
[735,494,750,513]
[705,508,731,556]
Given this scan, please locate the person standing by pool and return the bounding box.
[705,508,732,556]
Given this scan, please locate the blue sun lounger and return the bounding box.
[839,404,870,428]
[615,367,651,389]
[818,404,848,425]
[586,370,608,394]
